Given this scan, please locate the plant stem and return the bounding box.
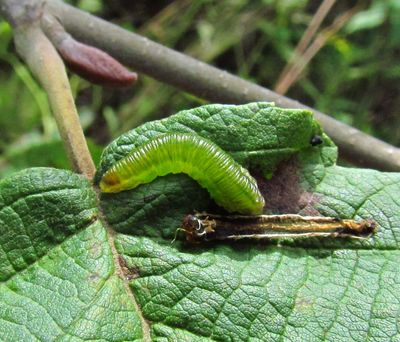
[0,0,95,179]
[275,0,337,94]
[276,4,361,95]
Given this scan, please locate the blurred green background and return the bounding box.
[0,0,399,177]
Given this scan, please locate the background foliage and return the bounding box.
[0,0,399,176]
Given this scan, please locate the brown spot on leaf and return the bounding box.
[118,255,140,281]
[90,242,102,259]
[295,296,314,311]
[255,158,302,214]
[254,159,320,216]
[298,192,322,216]
[255,158,322,215]
[58,37,137,87]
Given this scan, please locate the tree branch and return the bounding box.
[0,0,95,178]
[45,0,400,172]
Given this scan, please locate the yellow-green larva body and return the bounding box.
[100,133,265,214]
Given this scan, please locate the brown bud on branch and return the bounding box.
[57,36,138,87]
[41,13,137,88]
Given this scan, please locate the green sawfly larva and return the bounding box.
[100,133,265,214]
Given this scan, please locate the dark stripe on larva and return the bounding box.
[100,133,265,214]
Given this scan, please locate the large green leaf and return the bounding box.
[0,168,143,340]
[1,103,399,341]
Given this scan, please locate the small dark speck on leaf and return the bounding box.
[144,194,159,203]
[310,135,323,146]
[88,272,101,282]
